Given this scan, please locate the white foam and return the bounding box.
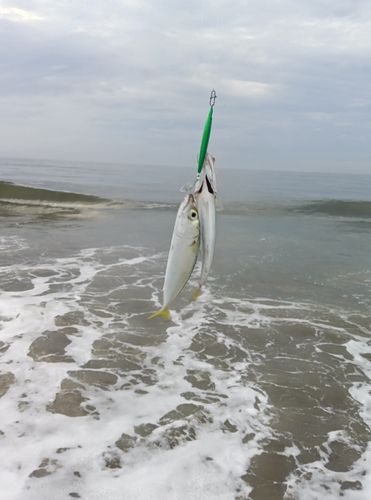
[0,245,275,500]
[1,243,371,499]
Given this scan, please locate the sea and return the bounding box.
[1,156,371,500]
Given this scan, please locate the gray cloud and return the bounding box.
[0,0,371,171]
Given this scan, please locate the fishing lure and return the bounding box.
[197,89,217,174]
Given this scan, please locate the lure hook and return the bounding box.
[180,182,195,193]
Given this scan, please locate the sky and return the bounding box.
[0,0,371,172]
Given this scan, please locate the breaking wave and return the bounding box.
[0,182,173,218]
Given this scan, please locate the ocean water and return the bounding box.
[1,156,371,500]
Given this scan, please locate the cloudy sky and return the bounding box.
[1,0,371,172]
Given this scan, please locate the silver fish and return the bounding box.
[193,153,217,299]
[149,193,200,319]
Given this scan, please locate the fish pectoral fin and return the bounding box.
[215,196,223,211]
[148,309,171,320]
[192,288,202,301]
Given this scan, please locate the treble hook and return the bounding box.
[180,182,195,193]
[209,89,217,107]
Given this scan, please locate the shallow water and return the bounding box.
[1,157,371,499]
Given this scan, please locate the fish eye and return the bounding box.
[189,210,198,220]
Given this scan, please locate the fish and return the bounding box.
[149,193,200,319]
[193,153,217,299]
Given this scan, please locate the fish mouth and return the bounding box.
[195,176,214,195]
[205,176,214,194]
[183,193,195,211]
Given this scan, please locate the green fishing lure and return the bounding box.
[197,90,217,174]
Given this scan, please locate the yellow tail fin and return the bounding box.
[192,288,201,301]
[148,309,171,320]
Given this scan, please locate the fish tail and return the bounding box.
[192,287,202,301]
[148,309,171,320]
